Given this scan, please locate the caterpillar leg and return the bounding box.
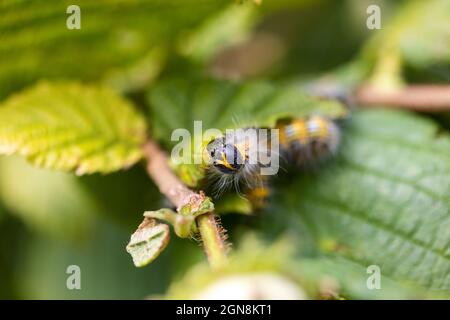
[246,185,270,210]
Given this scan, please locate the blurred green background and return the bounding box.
[0,0,449,299]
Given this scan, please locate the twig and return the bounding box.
[143,139,192,208]
[142,139,228,268]
[197,214,228,269]
[356,85,450,112]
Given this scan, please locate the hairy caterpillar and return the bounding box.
[276,115,341,168]
[205,115,342,204]
[205,128,272,197]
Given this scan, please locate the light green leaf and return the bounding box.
[390,0,450,68]
[260,109,450,298]
[363,0,450,88]
[147,78,348,147]
[126,218,170,267]
[0,81,147,174]
[0,0,230,98]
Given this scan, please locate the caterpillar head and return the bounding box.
[206,138,244,174]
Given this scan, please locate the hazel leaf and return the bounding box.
[0,81,147,174]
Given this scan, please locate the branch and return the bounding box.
[356,85,450,112]
[143,139,192,208]
[142,139,228,268]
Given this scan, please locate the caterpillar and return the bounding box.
[205,128,271,197]
[276,115,341,168]
[205,115,342,205]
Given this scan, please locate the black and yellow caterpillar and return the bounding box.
[276,115,341,167]
[205,115,342,207]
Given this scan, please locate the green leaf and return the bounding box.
[391,0,450,68]
[147,78,348,148]
[260,109,450,298]
[0,0,230,98]
[178,3,257,63]
[363,0,450,87]
[294,256,431,299]
[126,218,170,267]
[0,81,147,175]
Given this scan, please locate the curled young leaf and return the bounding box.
[180,192,215,218]
[144,208,194,239]
[144,193,215,239]
[126,218,170,267]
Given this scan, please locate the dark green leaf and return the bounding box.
[147,78,348,147]
[260,109,450,297]
[0,0,230,98]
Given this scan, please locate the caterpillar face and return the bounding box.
[206,138,244,174]
[277,115,340,167]
[205,132,265,197]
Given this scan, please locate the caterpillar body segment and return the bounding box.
[277,115,341,167]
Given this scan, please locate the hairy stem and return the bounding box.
[142,139,228,267]
[197,214,228,269]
